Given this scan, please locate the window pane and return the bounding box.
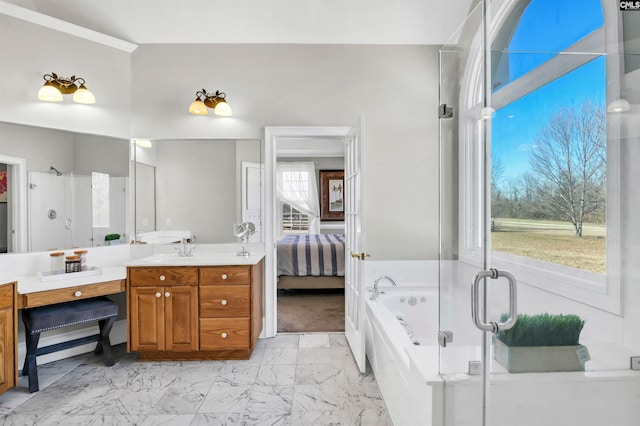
[492,0,603,90]
[282,203,309,233]
[92,172,110,228]
[491,57,606,274]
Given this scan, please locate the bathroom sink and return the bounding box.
[138,253,213,265]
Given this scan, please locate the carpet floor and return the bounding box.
[277,288,345,332]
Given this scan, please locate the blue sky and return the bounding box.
[491,0,605,185]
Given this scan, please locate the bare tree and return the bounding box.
[529,102,606,237]
[491,154,505,189]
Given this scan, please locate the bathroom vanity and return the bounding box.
[126,254,264,361]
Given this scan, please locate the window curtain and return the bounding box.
[276,162,320,234]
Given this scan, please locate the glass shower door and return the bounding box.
[28,171,73,251]
[439,1,639,426]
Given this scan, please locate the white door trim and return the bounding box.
[0,154,27,252]
[263,126,350,337]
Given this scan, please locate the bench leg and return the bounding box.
[95,316,116,367]
[22,332,41,393]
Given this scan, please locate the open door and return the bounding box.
[241,161,262,243]
[344,117,367,373]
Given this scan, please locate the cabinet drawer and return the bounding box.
[200,266,251,285]
[200,285,250,318]
[22,280,124,308]
[200,318,250,350]
[129,267,198,286]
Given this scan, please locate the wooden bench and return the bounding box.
[21,296,118,392]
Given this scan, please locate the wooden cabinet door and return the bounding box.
[130,286,165,352]
[164,285,199,352]
[0,305,15,394]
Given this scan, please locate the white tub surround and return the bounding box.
[428,369,640,426]
[363,260,640,426]
[365,284,439,426]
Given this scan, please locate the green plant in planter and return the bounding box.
[104,233,121,242]
[496,313,585,346]
[494,313,589,373]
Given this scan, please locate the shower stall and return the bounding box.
[438,1,640,425]
[28,170,127,251]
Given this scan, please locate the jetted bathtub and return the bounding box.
[365,287,439,426]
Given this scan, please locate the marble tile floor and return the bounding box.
[0,333,392,426]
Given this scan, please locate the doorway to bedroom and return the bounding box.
[274,136,346,333]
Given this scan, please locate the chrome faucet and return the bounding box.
[176,237,195,257]
[370,275,398,300]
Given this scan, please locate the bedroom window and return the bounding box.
[282,203,309,233]
[276,162,321,234]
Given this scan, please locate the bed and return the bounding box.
[277,233,346,289]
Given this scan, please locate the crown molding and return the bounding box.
[0,1,137,53]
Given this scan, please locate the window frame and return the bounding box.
[458,18,622,314]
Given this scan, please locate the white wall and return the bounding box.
[1,8,441,260]
[131,44,440,259]
[0,15,132,138]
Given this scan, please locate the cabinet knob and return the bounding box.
[159,275,166,281]
[165,292,170,298]
[155,292,161,298]
[221,299,228,306]
[221,332,228,339]
[74,290,82,297]
[221,274,228,280]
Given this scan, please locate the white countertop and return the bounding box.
[125,252,265,267]
[0,244,265,295]
[16,265,127,295]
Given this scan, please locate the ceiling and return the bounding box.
[2,0,474,45]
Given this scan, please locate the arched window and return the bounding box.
[492,0,604,90]
[457,0,620,311]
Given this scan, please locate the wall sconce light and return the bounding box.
[188,89,232,117]
[607,98,631,113]
[38,72,96,104]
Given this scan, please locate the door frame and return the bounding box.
[0,154,27,252]
[263,126,350,337]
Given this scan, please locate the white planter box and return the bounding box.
[494,338,590,373]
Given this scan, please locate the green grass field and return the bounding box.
[491,218,606,274]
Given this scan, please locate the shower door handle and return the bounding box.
[471,268,517,333]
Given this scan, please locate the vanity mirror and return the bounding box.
[133,138,262,244]
[0,122,129,253]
